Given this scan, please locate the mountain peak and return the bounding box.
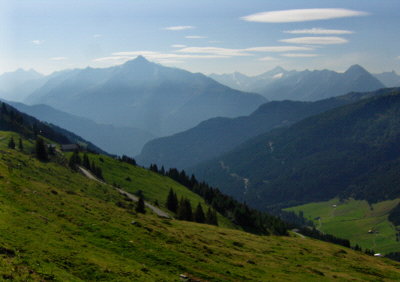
[271,66,286,73]
[122,55,152,69]
[133,55,150,64]
[345,64,369,76]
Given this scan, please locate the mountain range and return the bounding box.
[23,56,266,137]
[210,65,387,101]
[137,89,383,169]
[191,88,400,210]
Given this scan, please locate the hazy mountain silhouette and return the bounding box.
[211,65,384,101]
[26,56,266,136]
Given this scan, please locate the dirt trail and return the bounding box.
[78,166,171,218]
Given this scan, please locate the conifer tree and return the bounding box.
[206,208,218,226]
[82,153,91,169]
[68,150,81,169]
[194,203,205,223]
[18,138,23,151]
[8,137,15,149]
[1,102,7,115]
[177,197,193,221]
[35,137,48,161]
[166,188,178,212]
[136,195,146,213]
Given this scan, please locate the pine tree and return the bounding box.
[68,150,81,169]
[82,153,91,169]
[18,138,23,151]
[8,137,15,149]
[166,188,178,212]
[136,195,146,213]
[177,197,193,221]
[35,137,48,161]
[194,203,205,223]
[1,103,8,115]
[206,208,218,226]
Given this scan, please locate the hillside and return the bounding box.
[137,88,387,169]
[191,88,400,210]
[211,65,384,101]
[0,101,106,154]
[1,132,400,280]
[25,56,266,136]
[9,102,154,156]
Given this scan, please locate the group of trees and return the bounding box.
[149,164,287,235]
[166,188,218,225]
[69,151,104,180]
[7,137,23,151]
[119,155,137,166]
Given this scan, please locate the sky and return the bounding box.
[1,0,399,76]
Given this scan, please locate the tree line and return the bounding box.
[166,188,218,225]
[149,164,288,235]
[68,151,104,180]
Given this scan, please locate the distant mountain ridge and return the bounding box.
[374,71,400,87]
[24,56,266,137]
[210,65,384,101]
[8,102,154,156]
[0,69,48,102]
[191,88,400,210]
[137,88,385,169]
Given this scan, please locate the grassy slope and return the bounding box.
[286,198,400,254]
[1,131,400,281]
[86,153,235,229]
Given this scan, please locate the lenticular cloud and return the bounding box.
[241,8,368,23]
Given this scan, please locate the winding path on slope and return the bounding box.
[78,166,171,218]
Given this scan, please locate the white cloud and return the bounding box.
[259,56,277,61]
[112,51,160,57]
[177,46,251,57]
[245,46,314,52]
[185,35,207,39]
[32,40,44,45]
[94,51,231,64]
[281,53,320,57]
[241,8,368,23]
[164,25,194,31]
[171,44,187,48]
[93,56,131,62]
[93,34,103,38]
[284,28,353,35]
[50,57,67,61]
[280,36,348,45]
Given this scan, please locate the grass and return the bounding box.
[1,131,400,281]
[70,152,236,229]
[285,198,400,254]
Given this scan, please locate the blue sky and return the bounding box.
[1,0,399,75]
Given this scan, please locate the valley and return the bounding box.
[286,198,400,254]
